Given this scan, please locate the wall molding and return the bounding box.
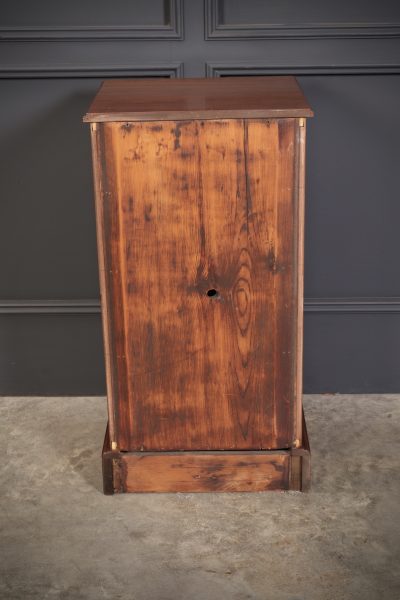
[206,62,400,77]
[0,0,183,41]
[304,298,400,314]
[0,63,184,78]
[0,300,101,314]
[205,0,400,40]
[2,298,400,315]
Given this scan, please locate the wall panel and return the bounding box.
[0,0,183,39]
[206,0,400,39]
[0,0,399,393]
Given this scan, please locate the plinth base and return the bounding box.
[102,414,310,494]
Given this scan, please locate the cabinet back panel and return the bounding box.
[97,118,299,451]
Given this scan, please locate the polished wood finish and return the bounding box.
[102,413,311,493]
[87,77,312,493]
[84,76,313,122]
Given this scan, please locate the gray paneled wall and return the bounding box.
[1,0,400,394]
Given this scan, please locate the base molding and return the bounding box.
[102,415,310,494]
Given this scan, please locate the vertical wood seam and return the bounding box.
[290,119,297,447]
[271,121,279,444]
[291,118,300,447]
[294,119,307,447]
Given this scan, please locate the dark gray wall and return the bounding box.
[1,0,400,394]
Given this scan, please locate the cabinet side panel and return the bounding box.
[91,123,131,449]
[109,118,297,451]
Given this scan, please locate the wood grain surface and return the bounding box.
[84,77,313,122]
[94,117,301,452]
[101,411,311,493]
[118,452,290,493]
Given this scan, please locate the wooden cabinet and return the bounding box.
[84,76,313,493]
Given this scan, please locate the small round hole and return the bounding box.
[207,289,218,297]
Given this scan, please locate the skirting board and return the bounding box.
[102,412,311,494]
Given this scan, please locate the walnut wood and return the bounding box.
[94,118,301,452]
[101,413,311,493]
[83,77,313,123]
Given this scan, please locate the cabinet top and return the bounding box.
[83,76,313,123]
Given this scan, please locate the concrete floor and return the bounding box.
[0,395,399,600]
